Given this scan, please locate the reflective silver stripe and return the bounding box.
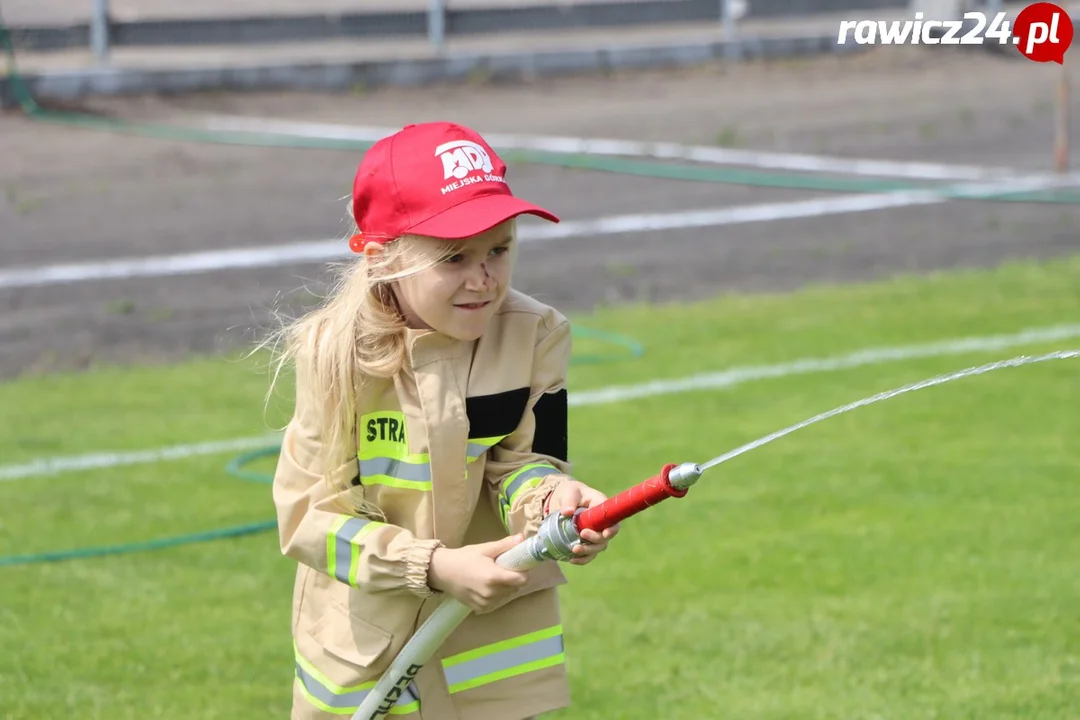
[467,435,508,462]
[502,465,555,504]
[359,457,432,483]
[294,662,420,713]
[466,442,489,461]
[332,517,371,585]
[442,635,565,692]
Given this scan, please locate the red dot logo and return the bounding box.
[1013,2,1074,64]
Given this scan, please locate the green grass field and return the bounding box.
[2,256,1079,719]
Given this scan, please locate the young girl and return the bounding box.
[270,121,620,720]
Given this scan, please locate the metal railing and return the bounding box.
[31,0,910,64]
[72,0,750,62]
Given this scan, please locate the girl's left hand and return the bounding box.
[544,480,620,565]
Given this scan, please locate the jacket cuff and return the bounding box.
[405,538,445,599]
[522,473,568,536]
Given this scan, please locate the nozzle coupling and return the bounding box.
[530,510,584,563]
[667,462,703,491]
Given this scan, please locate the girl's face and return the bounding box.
[390,222,515,342]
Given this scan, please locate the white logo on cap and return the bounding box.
[435,140,494,180]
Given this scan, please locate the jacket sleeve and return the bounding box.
[484,316,574,537]
[272,352,444,598]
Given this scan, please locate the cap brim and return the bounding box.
[406,194,560,240]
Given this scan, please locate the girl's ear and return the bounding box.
[348,233,387,258]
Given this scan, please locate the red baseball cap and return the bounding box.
[349,121,559,252]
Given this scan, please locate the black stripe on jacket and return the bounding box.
[531,389,568,462]
[465,387,568,462]
[465,388,530,441]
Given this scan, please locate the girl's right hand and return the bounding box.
[427,534,530,614]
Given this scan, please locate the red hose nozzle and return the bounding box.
[574,462,702,534]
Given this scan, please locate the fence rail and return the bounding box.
[7,0,910,60]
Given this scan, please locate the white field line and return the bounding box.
[568,324,1080,406]
[3,173,1077,290]
[197,115,1029,182]
[2,322,1077,482]
[0,436,280,482]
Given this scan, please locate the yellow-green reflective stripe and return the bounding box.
[498,463,555,528]
[357,456,432,491]
[358,409,431,490]
[327,516,381,587]
[466,435,508,463]
[441,625,565,695]
[294,643,420,715]
[502,464,556,505]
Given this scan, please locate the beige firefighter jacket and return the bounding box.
[273,289,575,720]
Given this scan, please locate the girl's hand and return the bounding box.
[545,480,620,566]
[427,534,530,614]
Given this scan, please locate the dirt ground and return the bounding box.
[1,45,1078,379]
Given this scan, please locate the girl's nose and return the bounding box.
[465,261,494,290]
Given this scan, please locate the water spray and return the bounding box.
[352,349,1078,719]
[700,348,1078,471]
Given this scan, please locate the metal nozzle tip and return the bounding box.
[668,462,703,490]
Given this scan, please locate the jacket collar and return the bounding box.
[403,326,474,369]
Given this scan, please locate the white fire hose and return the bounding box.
[350,463,705,719]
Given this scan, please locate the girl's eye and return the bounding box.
[489,245,509,257]
[445,254,465,264]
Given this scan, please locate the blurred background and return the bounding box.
[1,1,1078,718]
[1,0,1075,374]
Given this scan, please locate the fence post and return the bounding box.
[90,0,110,64]
[428,0,446,53]
[1055,52,1070,173]
[720,0,742,59]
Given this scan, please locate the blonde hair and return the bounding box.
[261,230,458,498]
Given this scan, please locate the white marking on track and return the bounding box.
[2,173,1076,290]
[196,115,1030,182]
